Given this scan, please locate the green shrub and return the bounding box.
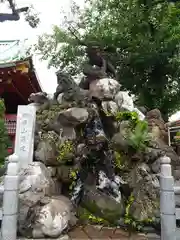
[57,140,74,163]
[106,110,151,152]
[115,111,139,127]
[127,120,151,152]
[114,151,125,170]
[0,99,9,167]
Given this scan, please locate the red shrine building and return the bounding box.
[0,40,42,153]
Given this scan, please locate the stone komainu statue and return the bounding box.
[54,71,79,100]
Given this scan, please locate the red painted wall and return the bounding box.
[5,114,16,153]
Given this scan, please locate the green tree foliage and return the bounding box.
[36,0,180,118]
[0,99,9,166]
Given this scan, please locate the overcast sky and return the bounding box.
[0,0,84,94]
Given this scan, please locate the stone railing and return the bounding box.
[160,155,180,240]
[0,104,37,240]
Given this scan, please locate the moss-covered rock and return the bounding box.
[77,206,110,226]
[81,186,125,224]
[125,163,160,222]
[34,131,59,166]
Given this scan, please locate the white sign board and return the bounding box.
[14,105,36,169]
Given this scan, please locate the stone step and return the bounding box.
[147,233,160,239]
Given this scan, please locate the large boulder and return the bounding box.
[57,165,72,183]
[57,107,89,127]
[146,109,168,143]
[111,132,129,153]
[81,185,125,224]
[126,163,160,222]
[18,162,61,236]
[150,139,179,168]
[31,196,76,238]
[89,78,121,100]
[101,100,118,115]
[115,91,134,112]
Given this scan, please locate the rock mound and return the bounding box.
[17,75,180,238]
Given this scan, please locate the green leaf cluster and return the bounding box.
[109,110,151,151]
[35,0,180,118]
[127,120,151,151]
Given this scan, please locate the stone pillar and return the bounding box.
[160,155,176,240]
[1,153,19,240]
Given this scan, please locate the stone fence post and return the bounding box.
[1,153,19,240]
[1,104,37,240]
[160,155,176,240]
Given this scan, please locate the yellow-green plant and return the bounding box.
[124,194,155,231]
[115,111,139,126]
[69,168,78,191]
[78,207,109,225]
[57,140,74,163]
[104,110,139,127]
[124,194,135,225]
[114,151,125,170]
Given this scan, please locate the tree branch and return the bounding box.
[0,0,28,22]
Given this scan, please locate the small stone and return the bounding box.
[151,158,161,174]
[115,91,134,112]
[57,107,89,126]
[34,132,58,166]
[174,169,180,180]
[59,235,71,240]
[47,167,57,177]
[57,166,71,183]
[101,101,118,115]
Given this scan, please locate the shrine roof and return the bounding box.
[0,40,43,112]
[0,39,43,91]
[0,39,29,64]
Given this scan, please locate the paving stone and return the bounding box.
[83,225,111,239]
[17,226,161,240]
[129,232,147,240]
[113,227,130,237]
[146,233,160,239]
[68,227,89,239]
[99,227,115,238]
